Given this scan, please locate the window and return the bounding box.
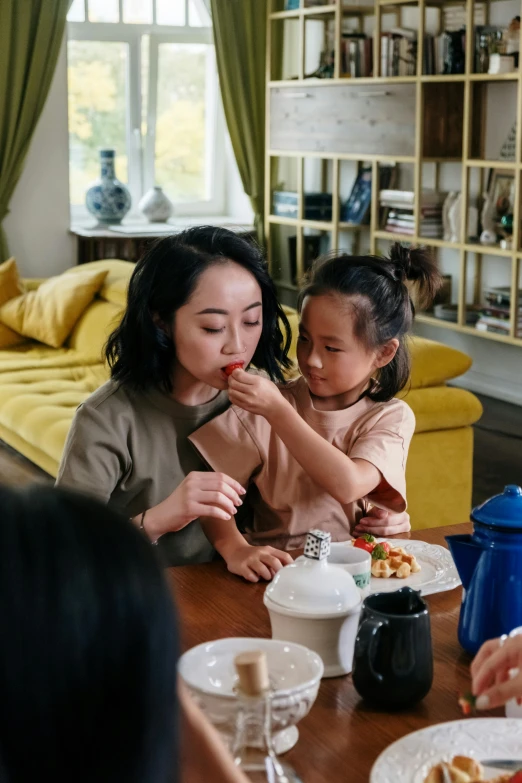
[67,0,225,219]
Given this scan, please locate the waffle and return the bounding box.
[424,756,512,783]
[371,546,421,579]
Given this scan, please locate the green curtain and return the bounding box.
[209,0,269,242]
[0,1,71,261]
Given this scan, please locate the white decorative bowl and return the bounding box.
[178,637,323,753]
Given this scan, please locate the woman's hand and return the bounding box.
[353,508,411,537]
[471,634,522,710]
[227,369,287,421]
[145,472,246,541]
[224,542,293,583]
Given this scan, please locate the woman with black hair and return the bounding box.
[0,483,249,783]
[56,226,294,568]
[0,484,178,783]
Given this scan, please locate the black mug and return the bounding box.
[352,587,433,708]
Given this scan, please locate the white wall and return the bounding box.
[4,40,75,277]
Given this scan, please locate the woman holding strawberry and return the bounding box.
[56,227,294,567]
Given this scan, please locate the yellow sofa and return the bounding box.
[0,259,482,528]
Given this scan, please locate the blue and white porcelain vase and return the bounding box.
[139,186,174,223]
[85,149,131,226]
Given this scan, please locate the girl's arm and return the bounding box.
[228,371,381,506]
[200,517,293,583]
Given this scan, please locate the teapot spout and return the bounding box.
[445,534,482,590]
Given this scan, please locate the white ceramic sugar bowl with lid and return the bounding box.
[263,530,362,677]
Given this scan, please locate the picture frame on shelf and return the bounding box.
[487,168,515,220]
[341,168,372,224]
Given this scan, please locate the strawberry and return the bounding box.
[509,772,522,783]
[224,362,244,377]
[458,692,477,716]
[354,534,376,554]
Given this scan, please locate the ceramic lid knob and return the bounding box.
[304,529,331,561]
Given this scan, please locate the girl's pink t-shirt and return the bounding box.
[189,376,415,551]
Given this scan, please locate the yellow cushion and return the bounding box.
[0,268,108,348]
[66,299,124,359]
[0,258,26,349]
[62,259,131,306]
[403,386,483,433]
[408,336,472,388]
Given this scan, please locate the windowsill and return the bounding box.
[70,215,255,237]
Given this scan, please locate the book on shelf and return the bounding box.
[379,190,445,237]
[475,286,522,336]
[422,25,512,76]
[380,30,417,77]
[342,33,373,78]
[484,286,522,307]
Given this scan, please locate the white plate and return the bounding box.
[370,718,522,783]
[329,539,461,597]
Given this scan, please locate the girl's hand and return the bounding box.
[353,508,411,537]
[227,369,287,420]
[146,472,246,540]
[471,635,522,710]
[225,542,293,583]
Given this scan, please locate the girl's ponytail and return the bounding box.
[388,242,442,309]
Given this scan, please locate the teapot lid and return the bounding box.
[471,485,522,530]
[264,530,361,616]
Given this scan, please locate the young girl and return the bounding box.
[189,243,441,582]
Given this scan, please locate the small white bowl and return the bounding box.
[178,637,323,753]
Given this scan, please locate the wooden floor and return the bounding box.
[0,392,521,508]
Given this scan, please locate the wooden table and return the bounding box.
[168,524,496,783]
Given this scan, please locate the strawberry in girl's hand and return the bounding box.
[458,692,477,716]
[224,362,245,377]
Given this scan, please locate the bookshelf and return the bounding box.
[265,0,522,345]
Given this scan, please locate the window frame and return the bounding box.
[67,10,226,222]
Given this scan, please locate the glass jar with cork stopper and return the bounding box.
[232,650,303,782]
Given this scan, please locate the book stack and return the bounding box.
[423,33,447,75]
[380,28,417,77]
[476,286,522,337]
[379,190,445,238]
[342,33,373,77]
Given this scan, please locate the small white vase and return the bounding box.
[139,186,173,223]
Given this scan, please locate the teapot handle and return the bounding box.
[354,617,385,684]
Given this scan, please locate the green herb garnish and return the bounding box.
[371,544,388,560]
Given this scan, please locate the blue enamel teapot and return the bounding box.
[446,485,522,655]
